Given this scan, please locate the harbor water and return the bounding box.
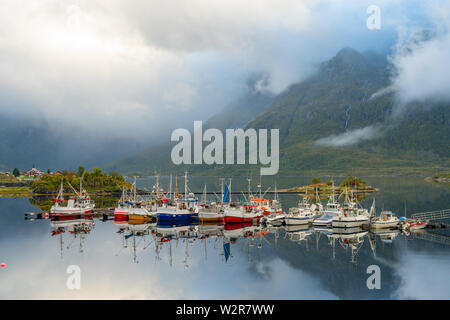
[0,177,449,299]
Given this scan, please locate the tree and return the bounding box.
[312,177,321,184]
[13,168,20,177]
[77,166,85,177]
[340,176,366,188]
[47,169,51,174]
[92,168,102,176]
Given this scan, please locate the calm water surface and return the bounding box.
[1,177,449,299]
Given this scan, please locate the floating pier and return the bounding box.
[411,209,450,222]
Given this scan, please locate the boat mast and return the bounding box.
[58,177,64,201]
[168,174,172,199]
[184,171,188,200]
[202,184,207,204]
[133,176,137,202]
[247,178,252,199]
[274,182,278,201]
[220,178,225,204]
[258,175,262,198]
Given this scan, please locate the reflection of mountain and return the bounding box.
[108,47,449,176]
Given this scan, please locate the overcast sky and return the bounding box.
[0,0,448,142]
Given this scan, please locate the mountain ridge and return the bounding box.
[105,47,449,176]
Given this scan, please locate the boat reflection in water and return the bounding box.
[50,213,94,257]
[40,215,439,266]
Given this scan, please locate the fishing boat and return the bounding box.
[224,206,262,223]
[331,189,370,229]
[156,172,199,222]
[402,219,428,231]
[114,177,152,221]
[263,212,286,225]
[260,184,285,225]
[222,180,262,223]
[198,183,224,222]
[247,177,272,215]
[313,182,341,227]
[285,194,316,225]
[371,210,400,229]
[50,178,95,216]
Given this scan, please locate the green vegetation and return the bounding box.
[311,177,321,184]
[277,176,377,201]
[426,171,450,183]
[13,168,20,177]
[340,176,367,188]
[0,186,31,197]
[31,168,131,194]
[432,172,450,179]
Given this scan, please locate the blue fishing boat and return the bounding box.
[156,171,199,222]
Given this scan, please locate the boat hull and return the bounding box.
[285,216,315,225]
[224,216,260,223]
[264,214,286,225]
[50,208,94,216]
[371,220,399,229]
[408,222,427,231]
[198,211,224,222]
[332,217,369,228]
[157,213,194,222]
[313,213,337,227]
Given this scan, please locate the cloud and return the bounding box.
[314,126,383,147]
[390,1,450,110]
[0,0,439,144]
[392,252,450,299]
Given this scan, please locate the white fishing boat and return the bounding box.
[260,184,285,225]
[50,178,95,216]
[331,189,370,229]
[198,183,224,222]
[332,210,369,229]
[285,192,317,225]
[264,212,286,225]
[313,182,341,227]
[371,210,400,229]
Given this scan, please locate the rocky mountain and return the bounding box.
[107,47,449,176]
